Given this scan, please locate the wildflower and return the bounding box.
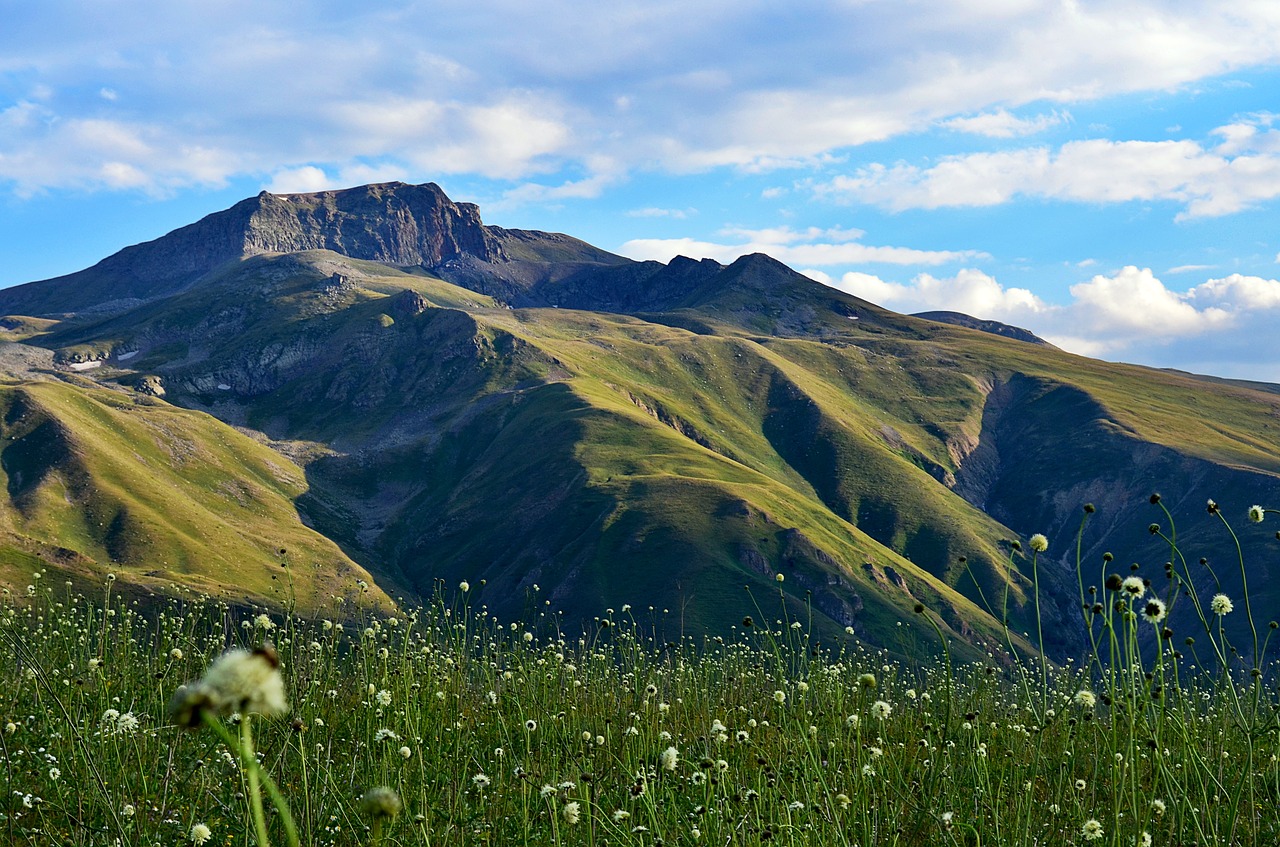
[1075,779,1087,791]
[122,804,135,817]
[115,712,140,735]
[373,728,399,742]
[1140,831,1152,847]
[846,714,860,728]
[4,722,15,734]
[1120,576,1145,598]
[788,801,804,811]
[1073,689,1097,709]
[858,673,877,689]
[1081,819,1103,840]
[399,746,412,759]
[735,730,749,743]
[563,801,581,825]
[1248,504,1265,523]
[359,786,402,819]
[1151,798,1166,816]
[775,573,784,583]
[459,581,470,593]
[835,793,851,809]
[941,811,954,828]
[773,690,786,704]
[1029,533,1048,553]
[661,746,679,771]
[525,719,537,732]
[375,689,392,707]
[871,700,892,720]
[169,648,184,660]
[861,764,875,777]
[540,784,557,798]
[613,810,631,822]
[1211,593,1234,616]
[190,823,213,845]
[169,646,288,727]
[48,767,60,781]
[1142,598,1167,623]
[472,773,491,789]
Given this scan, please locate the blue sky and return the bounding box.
[5,1,1280,380]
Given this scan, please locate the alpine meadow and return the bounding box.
[2,182,1279,846]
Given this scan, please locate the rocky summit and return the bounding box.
[0,182,1277,661]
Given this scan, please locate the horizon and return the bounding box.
[4,2,1280,381]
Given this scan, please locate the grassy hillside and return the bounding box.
[0,378,395,611]
[1,248,1276,660]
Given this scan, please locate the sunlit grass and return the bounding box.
[3,507,1280,847]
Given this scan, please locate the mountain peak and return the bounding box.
[0,182,505,316]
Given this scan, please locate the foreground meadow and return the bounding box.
[3,507,1280,846]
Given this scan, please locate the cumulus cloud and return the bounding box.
[620,225,983,267]
[817,265,1279,372]
[812,122,1280,219]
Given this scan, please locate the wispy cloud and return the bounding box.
[4,2,1280,195]
[940,109,1069,138]
[811,118,1280,219]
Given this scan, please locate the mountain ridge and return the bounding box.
[0,181,1276,661]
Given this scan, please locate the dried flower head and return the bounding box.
[359,786,403,819]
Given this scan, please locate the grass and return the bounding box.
[3,503,1279,846]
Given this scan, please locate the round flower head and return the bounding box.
[359,786,403,820]
[858,673,877,689]
[169,645,288,727]
[1081,819,1103,841]
[1248,504,1265,523]
[1072,689,1097,709]
[190,823,213,845]
[1142,598,1167,624]
[563,801,581,825]
[1028,534,1048,553]
[871,700,892,720]
[660,746,679,771]
[1120,576,1145,598]
[1211,593,1234,616]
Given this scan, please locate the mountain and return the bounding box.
[912,311,1053,347]
[0,182,1276,662]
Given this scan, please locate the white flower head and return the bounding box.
[1028,533,1048,553]
[660,745,679,771]
[871,700,892,720]
[190,823,213,845]
[1073,689,1097,709]
[1211,593,1234,616]
[1081,819,1103,841]
[1141,597,1167,624]
[170,646,288,726]
[563,801,581,825]
[1248,504,1265,523]
[1120,576,1145,598]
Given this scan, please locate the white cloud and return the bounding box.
[619,225,983,267]
[940,109,1068,138]
[5,2,1280,194]
[820,265,1274,370]
[813,122,1280,218]
[626,207,696,219]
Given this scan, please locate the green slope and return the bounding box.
[2,244,1277,661]
[0,378,395,611]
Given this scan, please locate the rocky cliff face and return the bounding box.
[240,182,504,266]
[0,182,506,316]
